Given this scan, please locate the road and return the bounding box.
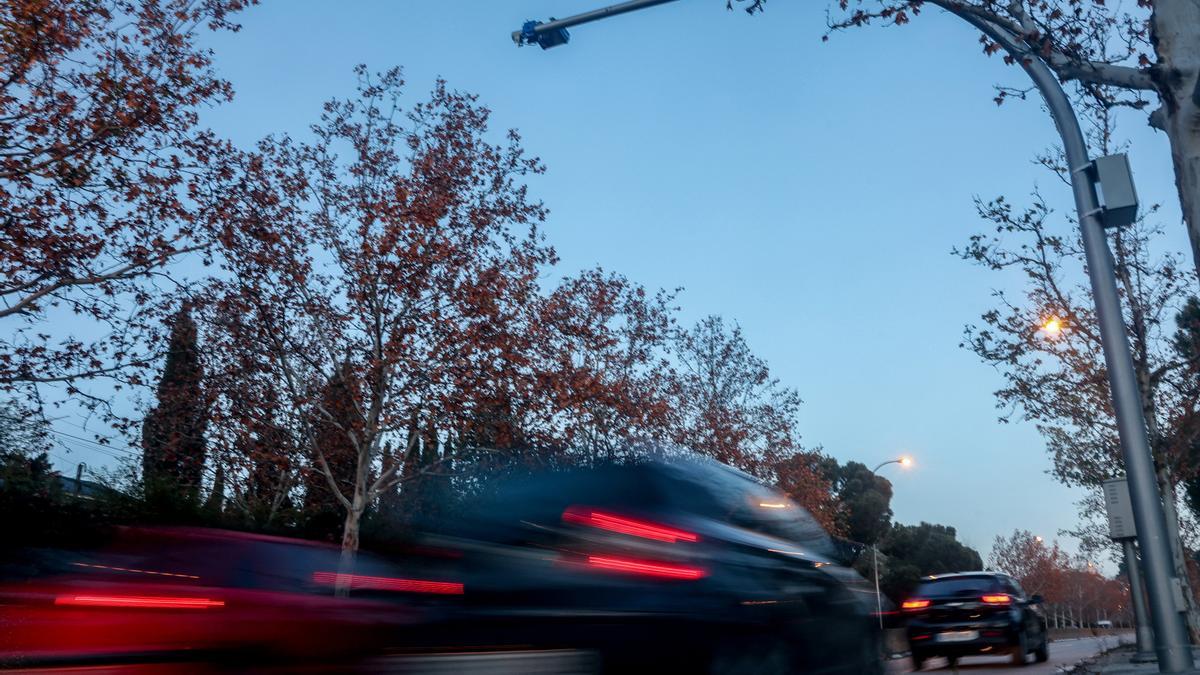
[887,634,1134,675]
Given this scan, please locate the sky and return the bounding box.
[45,0,1188,565]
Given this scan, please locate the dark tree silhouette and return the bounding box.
[142,305,208,511]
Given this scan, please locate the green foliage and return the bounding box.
[0,450,118,555]
[821,459,894,545]
[879,521,984,601]
[142,306,209,514]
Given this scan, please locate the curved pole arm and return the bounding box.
[872,459,901,474]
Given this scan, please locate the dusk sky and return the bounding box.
[47,1,1186,563]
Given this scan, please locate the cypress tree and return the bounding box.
[141,305,208,513]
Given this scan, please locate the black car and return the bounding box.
[414,458,882,674]
[902,572,1049,668]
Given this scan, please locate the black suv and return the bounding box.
[902,572,1048,669]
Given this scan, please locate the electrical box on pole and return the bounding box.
[1103,477,1138,540]
[1093,154,1138,229]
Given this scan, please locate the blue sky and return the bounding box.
[50,1,1187,563]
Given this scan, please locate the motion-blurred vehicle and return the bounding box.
[901,571,1049,668]
[0,526,431,671]
[413,458,882,674]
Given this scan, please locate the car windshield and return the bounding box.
[916,576,1002,597]
[660,460,837,560]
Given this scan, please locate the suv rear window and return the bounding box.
[916,576,1001,597]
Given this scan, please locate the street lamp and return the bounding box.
[510,3,1191,670]
[870,456,913,629]
[1040,316,1065,338]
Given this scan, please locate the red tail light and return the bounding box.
[585,555,707,580]
[981,594,1012,605]
[901,599,931,611]
[562,506,699,543]
[55,595,224,609]
[312,572,464,595]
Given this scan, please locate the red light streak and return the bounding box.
[562,507,699,543]
[311,572,464,595]
[55,595,224,609]
[585,555,706,580]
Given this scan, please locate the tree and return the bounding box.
[669,315,804,476]
[879,521,984,601]
[823,459,894,545]
[522,269,677,464]
[989,529,1076,624]
[204,66,554,568]
[0,399,49,455]
[198,296,301,530]
[957,142,1200,628]
[772,450,841,534]
[0,0,251,410]
[736,0,1200,283]
[141,304,208,511]
[300,365,362,541]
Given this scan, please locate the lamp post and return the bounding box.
[870,456,912,629]
[511,3,1191,670]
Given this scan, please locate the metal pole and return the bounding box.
[512,0,680,44]
[947,12,1192,671]
[868,459,901,630]
[874,543,883,630]
[1126,539,1161,663]
[872,459,899,474]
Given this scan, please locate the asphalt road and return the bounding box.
[887,634,1134,674]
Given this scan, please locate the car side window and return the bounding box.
[1005,577,1026,600]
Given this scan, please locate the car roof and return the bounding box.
[920,571,1006,582]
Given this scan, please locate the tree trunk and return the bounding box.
[1152,0,1200,281]
[335,502,364,597]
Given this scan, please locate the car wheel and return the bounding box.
[708,634,794,675]
[1010,632,1028,666]
[1034,636,1049,663]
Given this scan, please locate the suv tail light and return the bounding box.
[901,599,931,611]
[562,506,699,543]
[981,594,1012,605]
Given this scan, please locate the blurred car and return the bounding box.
[411,458,882,675]
[0,526,431,671]
[901,571,1049,668]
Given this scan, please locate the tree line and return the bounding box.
[991,530,1134,629]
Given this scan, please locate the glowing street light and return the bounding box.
[873,456,914,474]
[1040,316,1064,338]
